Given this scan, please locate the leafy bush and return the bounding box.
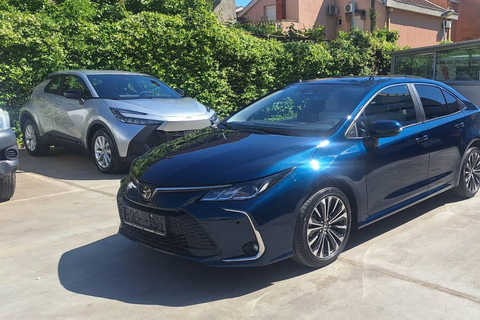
[0,0,400,121]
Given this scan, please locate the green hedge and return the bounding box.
[0,0,400,119]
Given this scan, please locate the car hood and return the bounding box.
[104,97,208,118]
[132,128,321,186]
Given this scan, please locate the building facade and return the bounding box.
[238,0,461,48]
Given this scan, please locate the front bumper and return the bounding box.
[116,173,308,267]
[118,119,213,163]
[0,129,19,177]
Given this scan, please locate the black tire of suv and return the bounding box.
[91,129,128,174]
[293,187,352,268]
[452,146,480,198]
[22,119,50,156]
[0,172,16,202]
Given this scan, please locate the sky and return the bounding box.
[236,0,251,7]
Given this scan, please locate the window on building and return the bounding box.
[265,5,276,21]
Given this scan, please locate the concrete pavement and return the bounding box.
[1,148,480,319]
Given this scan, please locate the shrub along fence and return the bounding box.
[0,0,400,120]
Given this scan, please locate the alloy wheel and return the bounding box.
[94,135,112,169]
[465,150,480,193]
[25,124,37,151]
[307,195,348,259]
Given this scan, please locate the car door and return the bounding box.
[413,84,467,191]
[55,75,93,143]
[37,75,63,134]
[356,84,430,216]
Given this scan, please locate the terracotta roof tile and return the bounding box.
[394,0,447,12]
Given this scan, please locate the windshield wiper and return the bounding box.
[238,126,296,136]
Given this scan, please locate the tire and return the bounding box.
[0,172,16,202]
[91,129,127,174]
[453,147,480,198]
[22,119,49,156]
[293,187,352,268]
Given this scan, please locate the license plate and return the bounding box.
[123,207,166,236]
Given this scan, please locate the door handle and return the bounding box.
[415,135,429,144]
[455,122,465,129]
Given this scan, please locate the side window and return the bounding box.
[363,85,417,130]
[443,90,460,114]
[415,85,449,120]
[62,75,92,98]
[44,76,62,94]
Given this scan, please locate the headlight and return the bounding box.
[0,109,11,131]
[111,108,163,126]
[201,169,293,201]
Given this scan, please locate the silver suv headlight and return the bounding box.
[0,108,11,131]
[110,108,163,126]
[201,169,293,201]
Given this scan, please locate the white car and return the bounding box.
[20,70,218,173]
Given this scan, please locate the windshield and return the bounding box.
[226,83,370,136]
[87,75,180,100]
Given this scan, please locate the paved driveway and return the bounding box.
[1,148,480,319]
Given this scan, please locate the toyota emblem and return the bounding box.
[141,186,154,200]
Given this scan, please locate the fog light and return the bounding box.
[243,242,259,255]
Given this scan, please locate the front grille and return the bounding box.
[145,130,194,149]
[118,201,219,257]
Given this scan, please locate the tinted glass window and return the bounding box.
[435,46,480,82]
[363,85,417,129]
[62,75,92,98]
[395,53,434,79]
[415,85,449,120]
[443,90,460,113]
[227,84,370,136]
[87,75,180,100]
[44,76,62,94]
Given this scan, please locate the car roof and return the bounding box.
[295,76,435,87]
[48,70,150,77]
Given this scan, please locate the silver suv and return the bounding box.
[20,70,218,173]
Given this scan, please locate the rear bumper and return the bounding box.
[0,129,19,177]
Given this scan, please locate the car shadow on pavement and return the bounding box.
[58,191,463,307]
[58,234,312,306]
[18,148,125,181]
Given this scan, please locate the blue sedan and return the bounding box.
[117,77,480,267]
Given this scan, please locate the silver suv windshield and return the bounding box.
[226,83,370,136]
[87,75,180,100]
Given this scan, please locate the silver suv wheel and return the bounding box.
[94,135,112,169]
[25,124,37,151]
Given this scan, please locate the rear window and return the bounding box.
[415,85,449,120]
[443,90,460,114]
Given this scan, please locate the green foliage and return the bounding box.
[236,20,326,43]
[0,0,400,121]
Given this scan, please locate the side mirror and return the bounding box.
[63,89,83,102]
[175,88,185,97]
[369,120,402,138]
